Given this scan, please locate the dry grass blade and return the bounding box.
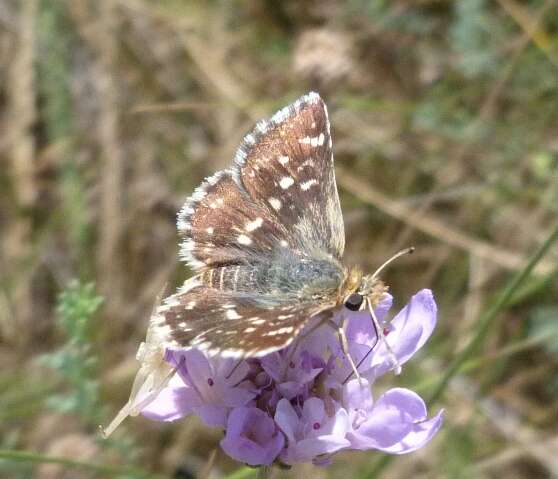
[497,0,558,69]
[336,167,555,276]
[454,376,558,476]
[4,0,38,345]
[198,448,217,479]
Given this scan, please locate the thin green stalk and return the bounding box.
[0,449,164,479]
[414,329,558,394]
[428,222,558,404]
[257,465,272,478]
[364,223,558,478]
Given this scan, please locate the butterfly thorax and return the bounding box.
[264,249,345,303]
[338,266,363,302]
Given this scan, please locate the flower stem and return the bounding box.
[224,467,257,479]
[257,465,272,478]
[363,222,558,479]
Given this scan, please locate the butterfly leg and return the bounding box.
[366,298,401,375]
[225,358,246,380]
[324,313,362,385]
[341,299,402,383]
[338,312,363,385]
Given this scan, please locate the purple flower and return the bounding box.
[140,374,196,422]
[142,349,255,427]
[221,407,284,466]
[343,379,444,454]
[132,289,443,467]
[340,289,438,382]
[275,397,350,465]
[260,349,324,400]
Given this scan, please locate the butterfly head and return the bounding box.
[341,267,387,312]
[342,247,414,312]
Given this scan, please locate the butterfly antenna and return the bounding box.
[342,325,379,384]
[371,247,415,281]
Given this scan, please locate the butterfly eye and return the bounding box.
[344,293,364,311]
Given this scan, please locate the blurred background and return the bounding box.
[1,0,558,478]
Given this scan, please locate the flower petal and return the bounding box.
[378,409,444,454]
[223,406,250,437]
[326,407,351,438]
[140,375,198,421]
[348,388,438,451]
[215,358,250,385]
[346,294,393,345]
[391,289,437,360]
[368,289,437,378]
[379,388,426,418]
[259,352,283,382]
[181,349,214,391]
[277,381,305,400]
[194,405,229,428]
[275,398,299,443]
[219,384,256,407]
[302,397,325,426]
[293,435,350,463]
[342,378,374,413]
[220,407,284,466]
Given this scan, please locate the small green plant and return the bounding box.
[31,280,143,476]
[40,280,104,425]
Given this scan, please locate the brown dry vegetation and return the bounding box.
[1,1,558,478]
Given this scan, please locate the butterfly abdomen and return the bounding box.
[201,253,343,302]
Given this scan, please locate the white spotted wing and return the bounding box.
[155,92,347,357]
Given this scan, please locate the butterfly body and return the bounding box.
[151,92,387,358]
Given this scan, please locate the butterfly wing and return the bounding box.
[235,91,345,260]
[108,94,348,434]
[153,274,337,357]
[177,91,344,271]
[177,170,288,270]
[155,92,346,356]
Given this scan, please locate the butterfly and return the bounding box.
[102,92,410,437]
[150,91,410,361]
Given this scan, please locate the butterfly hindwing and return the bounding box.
[152,275,336,357]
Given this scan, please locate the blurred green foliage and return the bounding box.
[39,281,104,423]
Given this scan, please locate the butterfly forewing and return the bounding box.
[235,92,345,260]
[178,92,344,271]
[155,92,347,357]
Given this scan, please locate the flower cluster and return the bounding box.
[141,290,443,466]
